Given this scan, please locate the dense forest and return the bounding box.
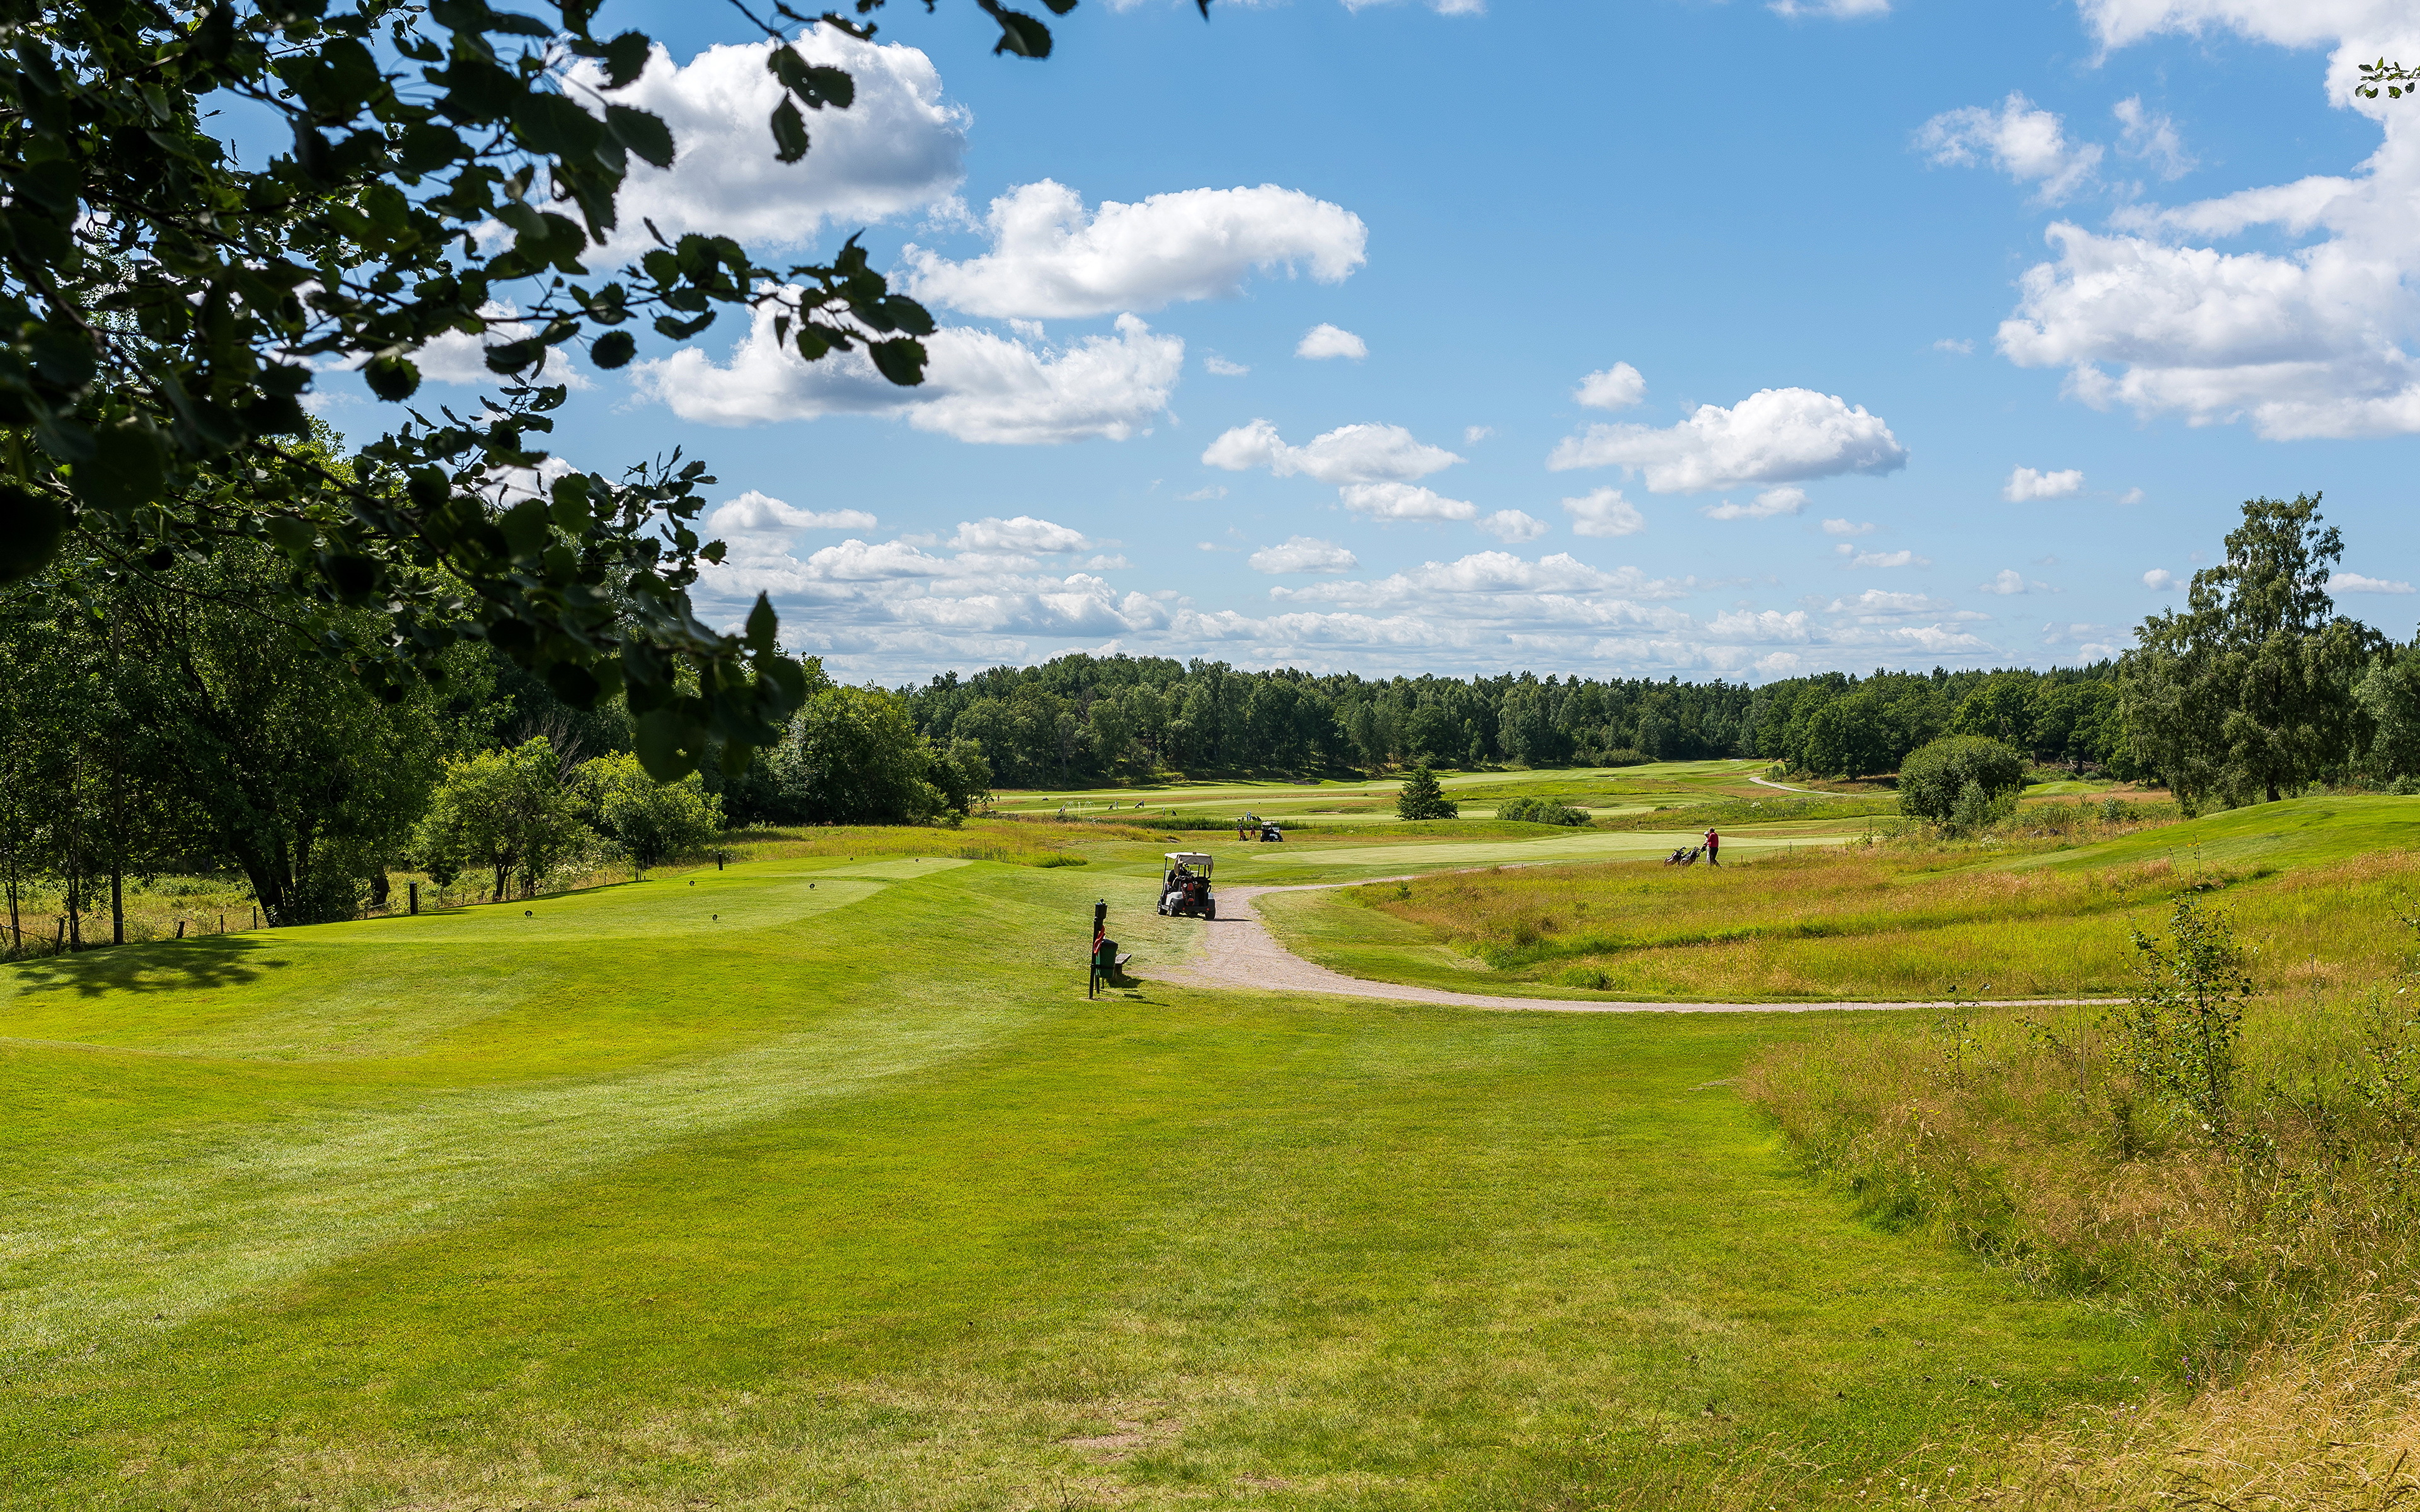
[896,656,2132,789]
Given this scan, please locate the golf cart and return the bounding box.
[1158,852,1216,919]
[1256,820,1284,842]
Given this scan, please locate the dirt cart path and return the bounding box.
[1145,880,2116,1016]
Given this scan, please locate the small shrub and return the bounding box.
[1498,796,1591,826]
[1561,964,1613,990]
[1901,736,2027,827]
[1029,852,1089,868]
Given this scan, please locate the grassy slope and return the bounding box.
[1,851,2148,1509]
[1262,796,2420,1004]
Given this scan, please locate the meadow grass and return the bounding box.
[0,847,2162,1509]
[1262,797,2420,1002]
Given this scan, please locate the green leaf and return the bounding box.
[870,337,927,388]
[589,329,637,369]
[602,30,652,88]
[263,515,316,553]
[484,338,546,375]
[0,484,70,587]
[604,105,676,169]
[746,591,778,650]
[69,421,169,518]
[977,0,1055,58]
[654,311,716,340]
[514,91,606,160]
[501,496,552,557]
[633,709,701,781]
[364,353,421,400]
[769,98,810,164]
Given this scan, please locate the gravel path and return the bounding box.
[1748,774,1822,795]
[1144,881,2116,1016]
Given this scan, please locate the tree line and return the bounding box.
[7,493,2411,946]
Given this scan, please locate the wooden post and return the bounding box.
[408,881,419,916]
[175,920,185,939]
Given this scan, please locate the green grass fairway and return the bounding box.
[2,852,2153,1509]
[2005,792,2420,871]
[990,759,1813,827]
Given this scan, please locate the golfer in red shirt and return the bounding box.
[1703,827,1720,866]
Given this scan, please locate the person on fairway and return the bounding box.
[1703,827,1720,866]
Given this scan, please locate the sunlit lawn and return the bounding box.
[1,848,2153,1509]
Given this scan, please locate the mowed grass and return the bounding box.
[1267,796,2420,1003]
[0,852,2153,1509]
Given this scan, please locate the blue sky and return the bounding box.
[318,0,2420,684]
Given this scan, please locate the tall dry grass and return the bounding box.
[1742,890,2420,1508]
[1349,842,2420,1001]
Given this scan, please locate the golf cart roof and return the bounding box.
[1163,851,1214,873]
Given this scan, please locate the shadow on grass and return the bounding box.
[5,935,281,997]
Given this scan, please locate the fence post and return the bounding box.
[409,881,419,916]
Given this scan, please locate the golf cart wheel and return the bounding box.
[1205,901,1217,920]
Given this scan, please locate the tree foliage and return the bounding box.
[2121,495,2382,811]
[0,0,1097,779]
[574,751,720,872]
[1897,735,2025,830]
[414,736,590,900]
[2108,893,2254,1143]
[1395,766,1456,820]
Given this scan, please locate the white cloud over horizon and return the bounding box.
[901,181,1368,319]
[635,306,1183,444]
[1297,323,1369,360]
[1549,386,1910,492]
[567,32,967,250]
[2005,466,2087,501]
[1562,487,1647,537]
[1249,536,1360,573]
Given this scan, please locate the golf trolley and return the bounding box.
[1157,851,1216,919]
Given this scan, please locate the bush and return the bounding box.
[1899,735,2027,826]
[573,752,723,874]
[1498,796,1591,826]
[1395,766,1458,820]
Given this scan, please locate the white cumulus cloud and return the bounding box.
[1548,387,1909,493]
[1249,536,1359,573]
[1297,323,1369,360]
[1847,549,1927,568]
[901,180,1367,319]
[635,305,1183,444]
[709,491,878,534]
[1562,487,1646,537]
[1204,355,1250,377]
[2005,466,2087,501]
[2143,567,2182,590]
[1821,517,1877,536]
[1202,420,1461,484]
[1981,568,2028,595]
[1341,482,1478,521]
[566,32,966,249]
[1576,362,1647,410]
[1476,509,1548,542]
[2337,571,2416,593]
[1916,93,2104,203]
[1702,486,1807,520]
[1985,6,2420,438]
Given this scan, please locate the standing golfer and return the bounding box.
[1703,827,1720,866]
